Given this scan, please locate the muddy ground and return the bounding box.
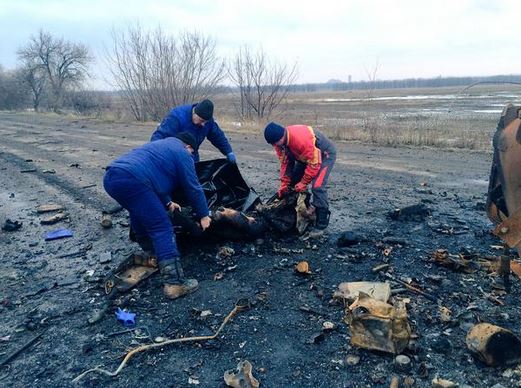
[0,111,519,387]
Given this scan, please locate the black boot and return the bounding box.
[159,258,198,299]
[315,208,331,230]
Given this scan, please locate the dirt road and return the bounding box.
[0,112,518,387]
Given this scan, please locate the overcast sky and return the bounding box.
[1,0,519,89]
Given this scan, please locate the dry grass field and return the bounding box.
[213,84,521,150]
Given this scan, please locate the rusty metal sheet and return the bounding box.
[493,210,521,249]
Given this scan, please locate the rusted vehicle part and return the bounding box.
[344,292,411,354]
[223,360,260,388]
[487,104,521,254]
[493,211,521,252]
[103,251,158,297]
[466,323,521,366]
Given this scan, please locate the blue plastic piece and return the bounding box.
[44,228,73,241]
[115,308,136,327]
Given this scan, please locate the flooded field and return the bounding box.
[216,84,521,150]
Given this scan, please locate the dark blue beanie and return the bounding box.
[264,122,285,144]
[194,99,214,121]
[174,132,198,151]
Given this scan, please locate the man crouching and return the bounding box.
[103,132,211,299]
[264,122,336,230]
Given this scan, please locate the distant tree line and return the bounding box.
[293,74,521,93]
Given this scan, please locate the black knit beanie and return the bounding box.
[264,122,285,144]
[194,99,214,121]
[174,132,198,151]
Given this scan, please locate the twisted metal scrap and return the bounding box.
[73,299,249,382]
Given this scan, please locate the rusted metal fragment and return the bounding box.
[486,105,521,233]
[344,292,411,354]
[104,252,158,296]
[511,260,521,278]
[466,323,521,366]
[492,210,521,251]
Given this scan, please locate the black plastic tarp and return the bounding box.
[174,158,260,212]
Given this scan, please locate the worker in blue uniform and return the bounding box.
[103,132,210,299]
[151,99,236,164]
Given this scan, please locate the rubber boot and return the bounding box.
[315,207,331,230]
[159,258,198,299]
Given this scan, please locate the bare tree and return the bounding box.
[228,46,298,120]
[20,63,47,111]
[106,24,225,121]
[17,30,91,112]
[363,59,380,100]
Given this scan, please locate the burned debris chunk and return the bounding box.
[337,231,362,247]
[388,203,430,221]
[466,323,521,366]
[2,218,22,232]
[344,292,411,354]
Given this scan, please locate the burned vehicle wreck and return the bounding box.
[487,104,521,256]
[106,158,316,296]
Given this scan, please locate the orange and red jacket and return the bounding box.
[274,125,322,188]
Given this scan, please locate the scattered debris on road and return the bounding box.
[466,323,521,366]
[224,360,260,388]
[1,218,22,231]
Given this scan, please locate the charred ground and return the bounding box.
[0,112,519,387]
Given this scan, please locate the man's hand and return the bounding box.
[294,182,308,193]
[200,216,211,231]
[226,152,237,164]
[167,201,181,212]
[277,185,290,198]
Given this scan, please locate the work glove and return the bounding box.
[294,182,308,193]
[226,152,237,164]
[277,184,290,199]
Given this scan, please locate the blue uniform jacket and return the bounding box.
[150,104,233,162]
[108,138,209,218]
